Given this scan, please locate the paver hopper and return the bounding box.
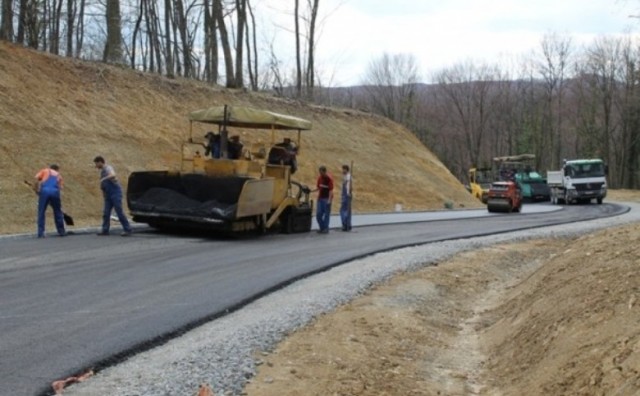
[127,105,313,233]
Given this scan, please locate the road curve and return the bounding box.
[0,203,628,396]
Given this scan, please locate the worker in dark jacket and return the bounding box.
[34,164,66,238]
[228,135,244,159]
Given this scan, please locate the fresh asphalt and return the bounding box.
[0,202,628,396]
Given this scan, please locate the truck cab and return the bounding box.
[547,159,607,205]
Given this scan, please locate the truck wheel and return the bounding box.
[597,197,603,204]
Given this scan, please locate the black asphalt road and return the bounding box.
[0,203,628,396]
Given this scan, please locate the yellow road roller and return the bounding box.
[126,105,313,233]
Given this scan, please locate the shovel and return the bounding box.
[23,180,75,226]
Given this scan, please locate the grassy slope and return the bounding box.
[0,42,481,235]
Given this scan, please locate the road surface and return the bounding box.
[0,203,627,396]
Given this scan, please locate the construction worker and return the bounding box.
[228,135,244,159]
[313,165,334,234]
[93,156,133,236]
[34,164,66,238]
[340,164,352,231]
[204,131,221,158]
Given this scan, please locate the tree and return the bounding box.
[432,61,499,171]
[305,0,320,97]
[233,0,246,88]
[0,0,13,40]
[202,0,218,83]
[245,0,258,90]
[535,32,573,169]
[294,0,302,96]
[362,53,420,124]
[104,0,123,63]
[214,0,234,87]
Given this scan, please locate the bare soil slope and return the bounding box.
[245,192,640,396]
[0,42,481,235]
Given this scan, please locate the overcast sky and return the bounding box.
[260,0,639,86]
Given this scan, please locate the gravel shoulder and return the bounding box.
[65,199,640,396]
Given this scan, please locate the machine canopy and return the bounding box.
[189,106,312,131]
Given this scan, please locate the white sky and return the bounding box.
[257,0,639,86]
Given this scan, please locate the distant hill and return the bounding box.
[0,41,481,235]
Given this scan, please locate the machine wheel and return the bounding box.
[564,192,571,205]
[513,201,522,213]
[280,208,295,234]
[597,197,603,204]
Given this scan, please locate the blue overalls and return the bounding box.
[37,170,65,237]
[100,174,132,234]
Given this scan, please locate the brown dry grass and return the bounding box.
[0,41,481,235]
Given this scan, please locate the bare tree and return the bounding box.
[294,0,302,96]
[0,0,13,40]
[74,0,86,57]
[66,0,77,57]
[233,0,246,88]
[304,0,319,97]
[214,0,234,87]
[245,0,258,90]
[203,0,218,83]
[535,32,573,168]
[432,61,499,170]
[362,53,420,124]
[104,0,123,63]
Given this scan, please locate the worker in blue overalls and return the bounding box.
[93,156,133,236]
[34,164,66,238]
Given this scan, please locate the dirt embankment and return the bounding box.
[0,41,481,235]
[244,193,640,396]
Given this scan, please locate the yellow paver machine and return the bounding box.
[126,105,313,234]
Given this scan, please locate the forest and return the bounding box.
[1,1,639,188]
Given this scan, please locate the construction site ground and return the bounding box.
[244,190,640,396]
[3,42,640,396]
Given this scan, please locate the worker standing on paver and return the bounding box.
[314,165,334,234]
[93,156,133,236]
[34,164,66,238]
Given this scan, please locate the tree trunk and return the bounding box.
[294,0,302,97]
[25,0,38,48]
[163,0,174,77]
[104,0,123,63]
[305,0,320,98]
[74,0,85,57]
[0,0,13,41]
[214,0,234,88]
[175,0,193,78]
[234,0,246,88]
[50,0,64,54]
[66,0,76,57]
[17,0,27,43]
[203,0,214,83]
[130,0,144,68]
[246,0,258,90]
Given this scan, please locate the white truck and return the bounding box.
[547,159,608,205]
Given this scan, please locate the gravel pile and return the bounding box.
[66,204,640,396]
